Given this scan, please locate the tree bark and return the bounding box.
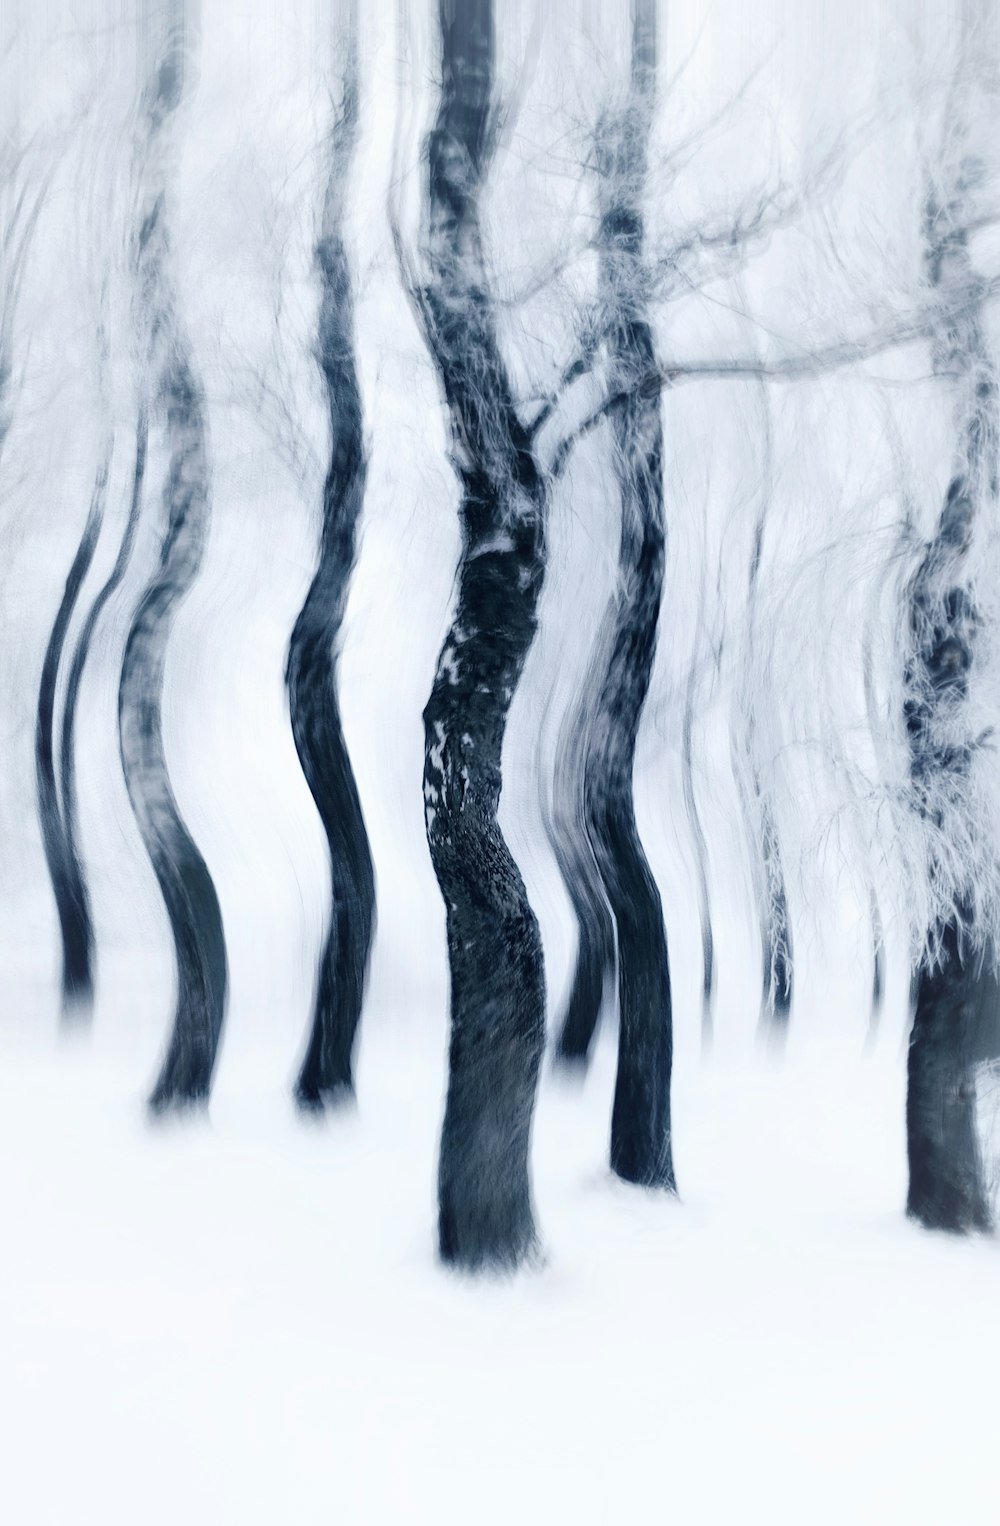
[417,0,547,1269]
[904,14,998,1228]
[907,916,991,1231]
[118,20,227,1113]
[287,9,375,1110]
[587,0,675,1188]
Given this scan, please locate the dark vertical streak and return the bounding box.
[759,799,792,1024]
[862,614,886,1038]
[681,631,714,1049]
[35,442,111,1018]
[118,16,227,1113]
[411,0,547,1269]
[869,886,885,1028]
[287,6,375,1111]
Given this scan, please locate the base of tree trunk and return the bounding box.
[60,979,94,1025]
[437,974,545,1274]
[294,1075,355,1114]
[906,931,994,1234]
[554,938,612,1068]
[147,1077,211,1118]
[438,1179,540,1275]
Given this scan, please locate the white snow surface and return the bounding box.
[2,1016,998,1526]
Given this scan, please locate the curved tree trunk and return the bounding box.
[55,414,148,1011]
[583,0,675,1189]
[417,0,547,1269]
[543,1,675,1188]
[35,444,109,1018]
[287,6,375,1111]
[118,17,227,1114]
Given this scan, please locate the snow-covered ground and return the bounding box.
[3,1017,997,1526]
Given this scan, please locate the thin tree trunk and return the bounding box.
[57,414,148,1010]
[681,536,715,1050]
[588,0,675,1188]
[35,444,109,1018]
[734,344,793,1038]
[288,4,375,1110]
[417,0,547,1269]
[118,17,227,1113]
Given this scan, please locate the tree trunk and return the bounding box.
[907,917,991,1231]
[35,447,108,1018]
[118,21,227,1114]
[591,0,675,1189]
[418,0,546,1269]
[287,13,375,1110]
[904,9,998,1227]
[549,632,616,1067]
[55,415,148,1013]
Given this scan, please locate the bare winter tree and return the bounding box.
[901,5,1000,1232]
[32,181,112,1023]
[546,0,675,1189]
[117,7,227,1113]
[35,415,113,1022]
[0,91,93,1028]
[286,0,376,1112]
[396,0,550,1269]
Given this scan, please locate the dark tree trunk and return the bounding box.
[36,446,109,1018]
[55,415,148,1012]
[904,39,998,1227]
[588,0,675,1189]
[417,0,547,1269]
[287,16,375,1111]
[118,23,227,1114]
[547,4,679,1112]
[544,1,675,1187]
[907,917,991,1232]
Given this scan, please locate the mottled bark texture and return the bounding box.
[904,78,999,1228]
[118,23,227,1113]
[287,15,375,1111]
[418,0,546,1269]
[549,0,675,1188]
